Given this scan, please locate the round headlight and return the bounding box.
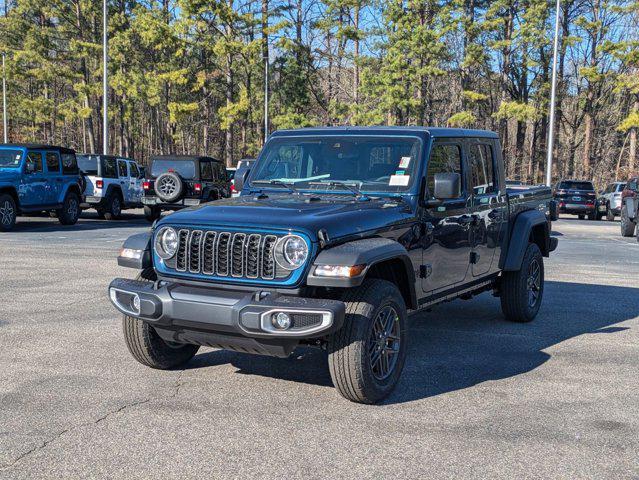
[155,227,178,259]
[276,235,308,270]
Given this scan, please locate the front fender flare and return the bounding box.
[118,232,153,270]
[307,237,417,306]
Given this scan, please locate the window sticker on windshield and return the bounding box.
[389,175,410,186]
[399,156,411,169]
[395,170,405,175]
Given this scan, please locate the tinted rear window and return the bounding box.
[151,159,196,179]
[77,155,98,175]
[559,181,594,191]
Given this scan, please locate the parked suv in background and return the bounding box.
[141,155,230,222]
[554,179,597,220]
[77,154,144,220]
[0,144,83,231]
[597,181,625,221]
[620,176,639,236]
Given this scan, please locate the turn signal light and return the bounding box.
[143,181,151,190]
[314,264,366,278]
[95,180,103,189]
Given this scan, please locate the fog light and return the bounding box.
[131,294,141,314]
[272,312,292,330]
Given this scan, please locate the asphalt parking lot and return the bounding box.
[1,212,638,479]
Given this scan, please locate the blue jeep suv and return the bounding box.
[0,144,83,231]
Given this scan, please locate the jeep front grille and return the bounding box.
[169,228,287,281]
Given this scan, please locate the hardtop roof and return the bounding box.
[0,143,76,154]
[151,155,222,163]
[270,126,498,139]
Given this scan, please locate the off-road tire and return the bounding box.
[122,268,199,369]
[103,191,123,220]
[578,214,585,220]
[606,205,615,221]
[144,206,161,222]
[327,279,407,404]
[57,192,80,225]
[0,193,17,232]
[549,204,559,222]
[620,204,635,237]
[500,243,544,323]
[587,211,597,221]
[155,172,184,203]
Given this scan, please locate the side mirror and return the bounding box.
[234,168,251,192]
[433,172,460,199]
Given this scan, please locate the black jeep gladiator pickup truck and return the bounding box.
[109,127,557,404]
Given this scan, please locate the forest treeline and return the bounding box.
[0,0,637,186]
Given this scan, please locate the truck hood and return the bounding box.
[158,193,415,241]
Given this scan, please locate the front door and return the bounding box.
[421,140,472,294]
[117,159,131,203]
[21,151,48,207]
[468,140,506,276]
[128,161,142,204]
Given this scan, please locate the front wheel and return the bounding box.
[620,205,635,237]
[0,193,17,232]
[144,206,161,222]
[122,269,199,369]
[500,243,544,323]
[327,279,407,404]
[57,192,80,225]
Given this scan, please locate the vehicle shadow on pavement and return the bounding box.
[9,214,149,233]
[180,280,638,404]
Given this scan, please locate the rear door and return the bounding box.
[128,161,143,204]
[21,150,48,207]
[421,140,472,293]
[468,140,506,276]
[45,151,62,203]
[117,159,131,203]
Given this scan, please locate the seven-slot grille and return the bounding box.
[170,229,283,280]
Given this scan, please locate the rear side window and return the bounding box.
[469,143,495,195]
[426,144,462,198]
[46,152,61,173]
[117,160,128,178]
[102,158,118,178]
[628,179,638,191]
[61,153,79,175]
[617,183,626,192]
[200,161,212,181]
[26,151,43,173]
[129,162,140,178]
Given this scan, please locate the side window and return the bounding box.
[61,154,79,175]
[46,152,61,173]
[25,151,43,174]
[200,161,213,181]
[102,158,118,178]
[469,143,495,195]
[426,144,462,198]
[117,160,128,178]
[129,162,140,178]
[629,179,638,191]
[617,184,625,193]
[218,164,227,181]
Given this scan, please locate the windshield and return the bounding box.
[0,149,23,168]
[77,155,98,175]
[250,136,422,193]
[558,181,594,191]
[151,159,196,179]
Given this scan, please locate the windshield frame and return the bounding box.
[247,134,425,196]
[0,148,25,169]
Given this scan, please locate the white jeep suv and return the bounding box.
[598,181,626,221]
[77,154,144,220]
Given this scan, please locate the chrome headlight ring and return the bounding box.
[155,226,179,260]
[274,234,309,270]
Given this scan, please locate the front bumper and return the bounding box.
[108,278,345,357]
[142,196,202,209]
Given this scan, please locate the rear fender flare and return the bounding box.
[502,209,552,271]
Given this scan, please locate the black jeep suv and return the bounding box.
[554,179,597,220]
[141,155,230,221]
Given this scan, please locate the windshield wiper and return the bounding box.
[308,181,367,199]
[252,179,301,194]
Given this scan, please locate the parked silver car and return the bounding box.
[598,181,626,221]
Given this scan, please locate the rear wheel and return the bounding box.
[578,214,585,220]
[620,204,635,237]
[0,193,17,232]
[57,192,80,225]
[122,268,199,369]
[606,205,615,221]
[104,192,123,220]
[500,243,544,323]
[327,279,407,404]
[144,206,161,222]
[587,211,597,221]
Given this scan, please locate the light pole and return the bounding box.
[2,52,7,143]
[102,0,108,155]
[546,0,562,186]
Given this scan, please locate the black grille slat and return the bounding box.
[171,229,289,281]
[216,232,231,276]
